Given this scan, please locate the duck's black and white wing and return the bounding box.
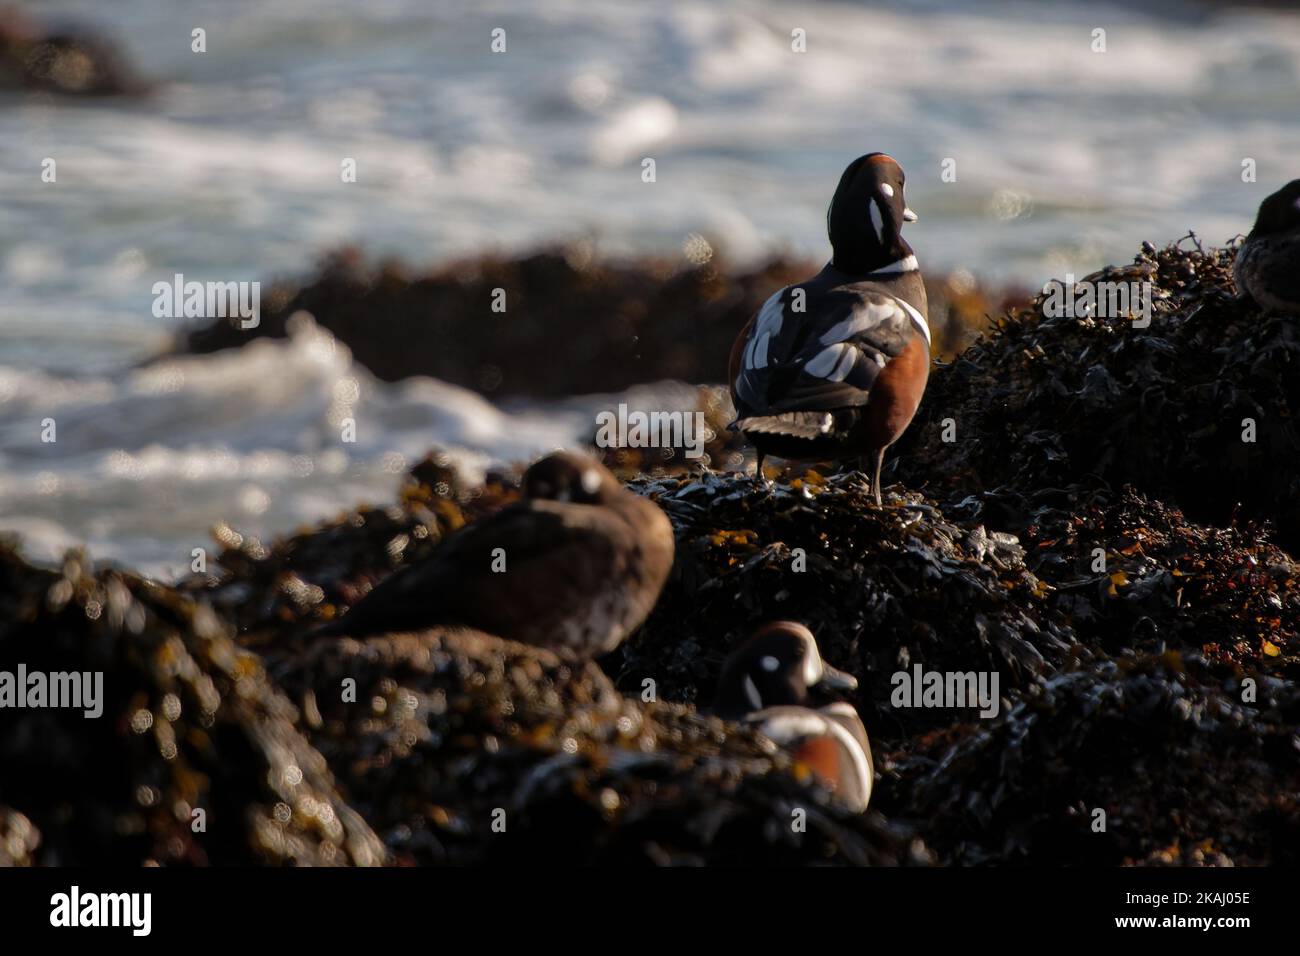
[732,286,928,435]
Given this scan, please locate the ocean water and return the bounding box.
[2,0,1299,575]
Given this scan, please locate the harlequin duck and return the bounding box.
[1235,180,1300,314]
[313,451,675,660]
[729,153,930,505]
[713,621,873,813]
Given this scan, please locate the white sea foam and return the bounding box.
[0,317,711,577]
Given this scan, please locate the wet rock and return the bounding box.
[0,12,148,97]
[0,546,384,865]
[892,239,1300,550]
[617,471,1074,736]
[11,235,1300,866]
[897,654,1300,865]
[273,628,922,865]
[168,246,1023,397]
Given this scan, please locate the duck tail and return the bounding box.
[732,411,834,439]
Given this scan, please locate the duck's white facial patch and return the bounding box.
[760,655,780,672]
[869,200,885,243]
[803,645,824,686]
[580,468,602,495]
[879,183,894,198]
[742,675,763,711]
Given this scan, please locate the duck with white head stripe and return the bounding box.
[728,153,931,505]
[712,621,873,813]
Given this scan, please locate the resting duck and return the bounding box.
[713,621,873,813]
[313,451,675,660]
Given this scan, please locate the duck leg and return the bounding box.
[872,447,885,507]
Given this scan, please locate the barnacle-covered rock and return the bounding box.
[0,545,384,865]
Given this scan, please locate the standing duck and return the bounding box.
[729,153,931,505]
[713,621,873,813]
[313,451,675,660]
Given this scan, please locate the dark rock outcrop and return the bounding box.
[892,239,1300,550]
[0,547,384,865]
[0,12,148,97]
[4,239,1296,866]
[170,247,1022,397]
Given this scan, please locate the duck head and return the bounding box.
[827,152,918,275]
[713,621,858,719]
[523,451,620,505]
[1247,179,1300,239]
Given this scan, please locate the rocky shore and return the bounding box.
[2,240,1296,866]
[170,246,1023,395]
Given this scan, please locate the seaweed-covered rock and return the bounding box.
[13,235,1300,866]
[273,628,924,865]
[0,545,384,865]
[169,247,1022,396]
[617,471,1074,735]
[1016,488,1300,668]
[893,239,1300,549]
[899,653,1300,865]
[174,412,1298,865]
[178,452,519,642]
[604,467,1295,864]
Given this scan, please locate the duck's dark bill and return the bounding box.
[817,662,859,693]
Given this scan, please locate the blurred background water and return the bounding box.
[2,0,1299,575]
